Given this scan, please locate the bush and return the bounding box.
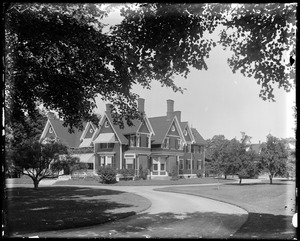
[97,166,117,184]
[139,165,148,180]
[118,169,135,180]
[196,170,203,178]
[170,166,179,181]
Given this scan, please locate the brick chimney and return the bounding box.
[138,98,145,114]
[166,99,174,120]
[106,103,113,113]
[47,111,56,119]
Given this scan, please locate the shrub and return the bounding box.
[118,169,135,180]
[97,166,117,184]
[170,166,179,181]
[139,165,148,180]
[196,170,203,178]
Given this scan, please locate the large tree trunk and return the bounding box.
[33,179,40,189]
[269,174,273,184]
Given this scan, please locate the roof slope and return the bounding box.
[148,116,173,144]
[191,127,206,145]
[49,119,84,148]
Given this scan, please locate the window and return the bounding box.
[100,143,114,149]
[197,160,202,170]
[153,164,158,171]
[179,159,184,170]
[162,137,169,149]
[187,144,191,153]
[130,135,136,147]
[89,128,94,133]
[100,156,105,166]
[87,163,94,170]
[104,120,109,128]
[160,163,165,171]
[106,156,112,166]
[126,158,134,169]
[175,139,181,150]
[49,127,53,133]
[185,159,191,170]
[146,135,150,148]
[136,135,141,147]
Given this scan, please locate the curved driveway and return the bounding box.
[25,183,249,238]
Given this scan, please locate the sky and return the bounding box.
[95,4,296,144]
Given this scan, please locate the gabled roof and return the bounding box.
[191,128,206,145]
[149,115,185,145]
[249,144,262,154]
[148,116,173,144]
[42,119,84,148]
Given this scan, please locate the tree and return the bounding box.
[206,135,231,178]
[5,108,48,178]
[11,140,79,189]
[4,3,296,131]
[219,3,296,101]
[259,135,288,184]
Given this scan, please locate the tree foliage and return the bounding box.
[219,3,296,101]
[4,3,296,131]
[5,109,48,178]
[11,140,79,189]
[259,135,289,184]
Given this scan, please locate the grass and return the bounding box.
[55,176,235,186]
[156,179,296,239]
[5,186,151,236]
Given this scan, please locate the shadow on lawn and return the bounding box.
[233,212,296,239]
[225,182,294,186]
[5,186,138,235]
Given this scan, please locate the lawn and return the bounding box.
[156,179,297,239]
[55,176,235,186]
[5,186,151,236]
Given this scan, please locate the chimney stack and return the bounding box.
[138,98,145,114]
[166,99,174,120]
[47,111,56,119]
[106,103,113,113]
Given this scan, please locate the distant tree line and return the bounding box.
[205,133,294,184]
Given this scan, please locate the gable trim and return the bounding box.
[92,113,122,144]
[39,120,57,142]
[184,123,195,144]
[137,115,155,136]
[162,116,186,145]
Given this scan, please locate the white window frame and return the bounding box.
[162,137,170,149]
[136,134,141,147]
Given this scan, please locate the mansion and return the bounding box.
[40,99,206,180]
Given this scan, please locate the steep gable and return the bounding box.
[167,121,180,136]
[191,128,206,145]
[138,119,150,134]
[40,119,84,148]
